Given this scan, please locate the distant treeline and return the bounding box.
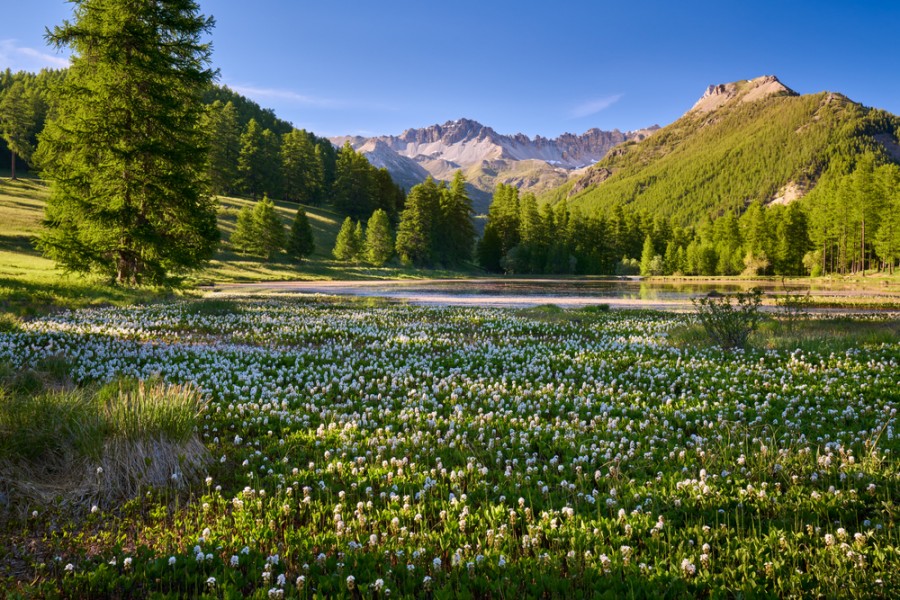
[0,69,405,223]
[480,168,899,277]
[4,68,898,276]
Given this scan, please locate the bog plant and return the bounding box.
[0,365,208,510]
[0,297,897,597]
[774,281,812,333]
[692,287,763,349]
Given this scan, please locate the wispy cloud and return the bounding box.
[570,94,624,118]
[0,39,69,70]
[228,84,343,109]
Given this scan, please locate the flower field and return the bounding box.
[1,297,898,598]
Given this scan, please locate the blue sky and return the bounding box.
[3,1,899,138]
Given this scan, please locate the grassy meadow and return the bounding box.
[0,179,470,316]
[1,298,898,598]
[1,177,899,597]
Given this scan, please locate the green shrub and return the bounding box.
[692,288,763,349]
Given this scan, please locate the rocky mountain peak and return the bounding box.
[691,75,796,113]
[332,119,656,212]
[398,118,500,146]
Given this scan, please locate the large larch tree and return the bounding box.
[36,0,219,285]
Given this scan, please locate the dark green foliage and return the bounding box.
[0,68,59,177]
[775,202,811,275]
[395,178,441,266]
[0,80,35,179]
[692,288,764,350]
[201,100,241,195]
[230,206,256,254]
[332,143,404,221]
[34,0,219,285]
[281,129,324,204]
[333,142,373,219]
[333,216,362,261]
[286,206,315,261]
[237,119,282,199]
[230,196,285,259]
[436,171,476,266]
[202,84,293,135]
[364,208,393,266]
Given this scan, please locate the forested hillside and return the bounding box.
[0,69,405,223]
[523,76,900,277]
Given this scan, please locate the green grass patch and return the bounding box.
[0,361,209,512]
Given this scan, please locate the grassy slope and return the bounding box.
[551,90,900,225]
[0,179,474,313]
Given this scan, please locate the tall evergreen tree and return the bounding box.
[871,164,900,273]
[639,235,656,276]
[437,171,476,266]
[365,208,394,266]
[287,206,315,261]
[259,128,282,198]
[202,100,241,195]
[230,195,285,259]
[395,178,441,266]
[234,122,281,199]
[740,200,774,274]
[775,202,811,275]
[230,206,257,254]
[282,129,323,204]
[0,80,35,179]
[333,216,361,261]
[237,119,265,198]
[253,195,286,259]
[35,0,219,284]
[333,142,374,219]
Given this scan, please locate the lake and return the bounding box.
[210,277,900,311]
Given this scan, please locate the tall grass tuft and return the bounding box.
[0,365,209,512]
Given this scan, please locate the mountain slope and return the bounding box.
[333,119,657,212]
[552,75,900,224]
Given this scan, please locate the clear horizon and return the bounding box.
[3,0,899,139]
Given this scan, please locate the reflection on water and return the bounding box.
[351,279,811,302]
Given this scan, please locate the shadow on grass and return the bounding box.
[0,276,176,318]
[0,234,38,255]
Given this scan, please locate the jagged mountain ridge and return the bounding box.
[548,75,900,224]
[332,119,658,212]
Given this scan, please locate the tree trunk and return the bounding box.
[10,150,16,180]
[860,217,865,276]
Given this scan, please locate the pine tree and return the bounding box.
[286,206,315,261]
[333,142,374,219]
[231,206,257,254]
[437,171,476,266]
[237,119,265,198]
[253,195,286,259]
[333,216,361,261]
[395,178,441,266]
[259,128,282,198]
[775,202,811,275]
[202,100,241,195]
[639,235,656,276]
[0,81,35,179]
[230,196,285,259]
[282,129,323,204]
[35,0,218,284]
[353,220,365,257]
[365,208,393,266]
